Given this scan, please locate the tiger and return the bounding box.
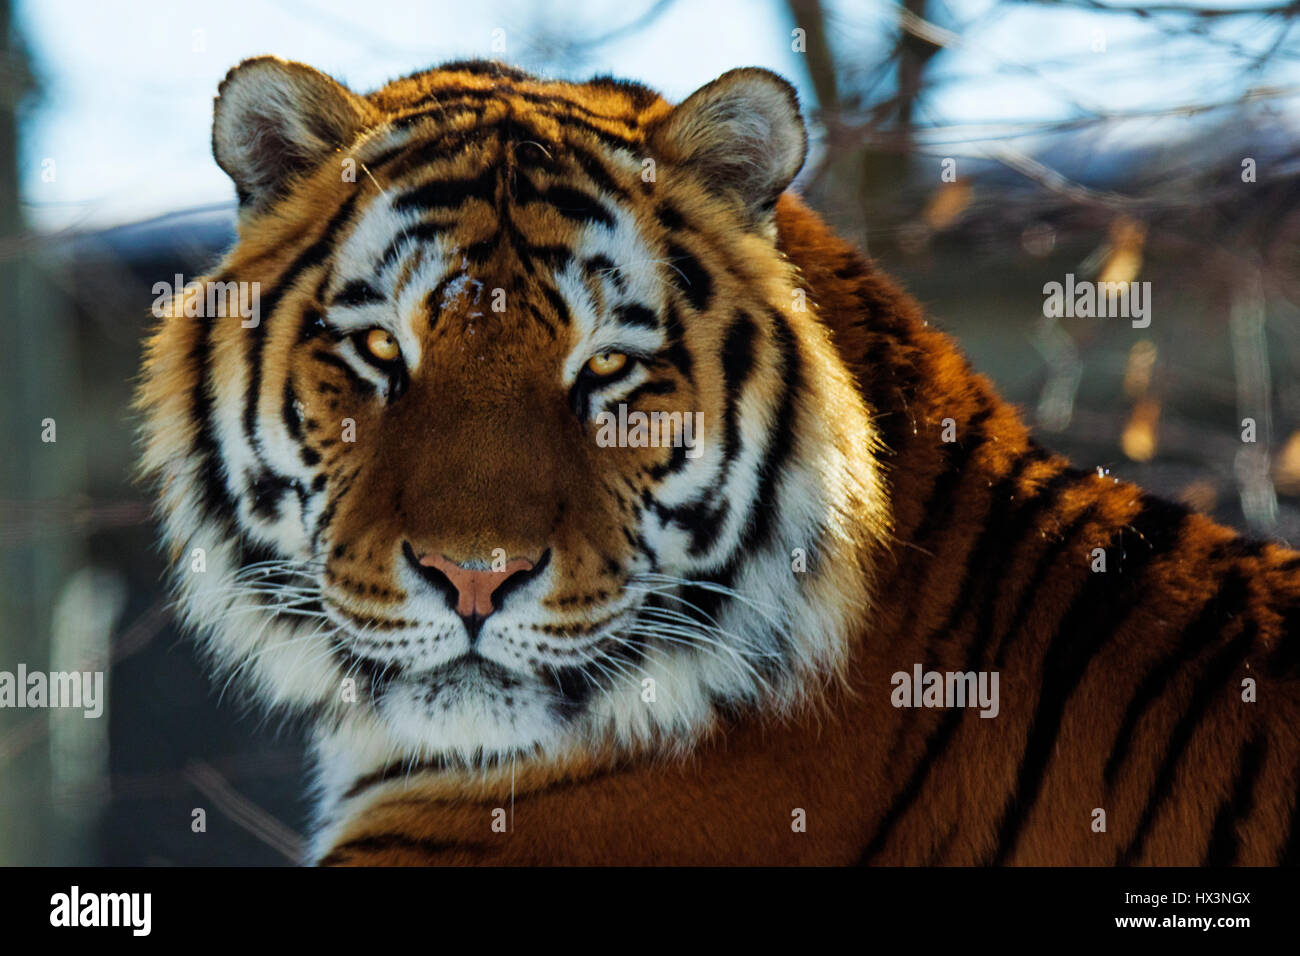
[135,56,1300,866]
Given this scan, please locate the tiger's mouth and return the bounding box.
[345,638,604,759]
[387,653,524,698]
[341,640,607,714]
[343,648,523,694]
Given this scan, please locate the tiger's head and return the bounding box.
[137,58,888,794]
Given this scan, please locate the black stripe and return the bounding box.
[409,218,457,244]
[391,84,642,139]
[584,254,621,290]
[654,303,693,382]
[920,451,1058,653]
[655,310,760,556]
[860,704,965,864]
[563,143,630,200]
[338,751,506,800]
[282,379,303,442]
[503,87,646,130]
[992,495,1191,864]
[464,237,497,267]
[665,241,713,312]
[377,123,502,182]
[583,72,658,110]
[375,220,457,276]
[545,661,599,716]
[309,473,349,553]
[541,109,640,153]
[886,402,994,653]
[621,379,677,406]
[332,279,384,307]
[377,92,634,201]
[1118,618,1258,864]
[1204,731,1268,865]
[187,272,240,529]
[529,182,615,229]
[864,454,1070,860]
[965,461,1075,642]
[388,90,641,159]
[525,302,558,337]
[657,202,685,231]
[319,832,480,864]
[613,303,658,330]
[515,242,573,272]
[1103,567,1250,786]
[540,284,571,326]
[864,346,927,454]
[297,306,328,343]
[356,142,410,171]
[951,462,1079,677]
[242,195,357,468]
[660,498,728,558]
[720,310,758,395]
[992,501,1100,668]
[393,166,497,214]
[312,350,377,398]
[378,235,413,274]
[390,99,489,132]
[907,404,993,550]
[1215,537,1270,561]
[646,443,689,482]
[289,320,324,473]
[435,59,530,80]
[743,310,801,552]
[248,470,295,521]
[899,452,1065,731]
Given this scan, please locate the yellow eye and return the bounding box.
[586,351,628,377]
[364,328,401,363]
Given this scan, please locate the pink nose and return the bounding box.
[419,554,537,618]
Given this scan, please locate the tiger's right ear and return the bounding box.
[213,57,375,211]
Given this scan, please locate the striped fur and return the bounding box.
[136,58,1300,866]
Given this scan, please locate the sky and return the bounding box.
[14,0,1300,231]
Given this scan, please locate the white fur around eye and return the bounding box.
[556,220,666,388]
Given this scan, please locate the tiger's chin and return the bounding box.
[369,655,578,761]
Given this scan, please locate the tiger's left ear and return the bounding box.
[652,68,807,222]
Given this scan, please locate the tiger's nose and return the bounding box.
[402,544,548,635]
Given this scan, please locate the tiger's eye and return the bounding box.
[587,351,627,377]
[365,329,400,362]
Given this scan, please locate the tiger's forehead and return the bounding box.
[324,110,670,363]
[362,62,669,130]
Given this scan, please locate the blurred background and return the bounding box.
[1,0,1298,865]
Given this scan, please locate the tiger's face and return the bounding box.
[138,59,886,780]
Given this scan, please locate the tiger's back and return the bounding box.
[136,57,1300,866]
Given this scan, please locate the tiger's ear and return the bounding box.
[213,57,374,211]
[652,68,807,222]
